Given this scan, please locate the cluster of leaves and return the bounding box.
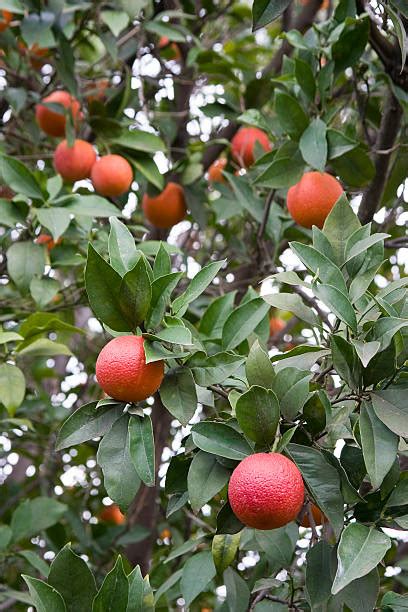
[0,0,407,610]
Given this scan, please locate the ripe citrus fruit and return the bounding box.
[96,335,164,403]
[0,10,12,33]
[287,171,343,229]
[35,234,61,251]
[208,158,227,183]
[35,90,81,138]
[228,453,304,530]
[99,504,125,525]
[54,139,96,182]
[142,182,186,229]
[299,503,325,528]
[231,127,271,167]
[158,36,181,60]
[269,317,285,337]
[91,154,133,197]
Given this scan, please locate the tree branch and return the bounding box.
[358,90,403,224]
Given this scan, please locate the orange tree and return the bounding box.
[0,0,407,610]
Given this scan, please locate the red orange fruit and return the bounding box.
[91,155,133,197]
[35,90,81,138]
[287,171,343,229]
[142,182,186,229]
[54,139,96,182]
[231,127,271,167]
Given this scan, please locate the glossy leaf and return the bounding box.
[108,217,138,275]
[56,402,124,451]
[360,402,399,490]
[92,556,128,612]
[192,422,253,460]
[187,451,230,512]
[48,545,97,612]
[160,368,197,426]
[371,388,408,437]
[235,386,279,446]
[180,551,216,606]
[11,498,67,543]
[7,242,45,293]
[222,298,272,349]
[128,415,155,487]
[172,260,225,316]
[119,255,152,329]
[22,576,66,612]
[299,117,327,172]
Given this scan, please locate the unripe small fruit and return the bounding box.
[54,139,96,182]
[269,317,285,337]
[208,158,227,183]
[142,182,186,229]
[0,10,12,33]
[35,90,81,138]
[231,127,271,167]
[299,503,325,528]
[287,171,343,229]
[96,335,164,403]
[91,154,133,197]
[228,453,304,530]
[100,504,125,525]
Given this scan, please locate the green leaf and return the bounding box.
[126,566,144,612]
[180,551,216,606]
[56,402,124,451]
[352,339,381,368]
[97,416,141,510]
[64,195,123,218]
[0,156,44,199]
[332,16,370,72]
[222,298,270,350]
[108,217,138,275]
[263,293,320,327]
[172,260,225,316]
[0,363,25,416]
[192,422,253,460]
[18,550,50,577]
[327,128,359,159]
[199,292,236,339]
[331,335,361,389]
[11,498,67,543]
[100,9,129,36]
[235,386,279,446]
[368,317,408,353]
[305,541,334,607]
[188,351,245,386]
[7,242,45,293]
[245,340,275,388]
[299,118,327,172]
[128,415,155,487]
[17,338,72,358]
[145,20,186,42]
[160,368,197,426]
[85,244,130,332]
[147,271,183,329]
[287,444,344,537]
[323,193,360,266]
[252,0,292,30]
[295,58,316,101]
[273,368,311,420]
[254,523,298,573]
[360,401,399,490]
[216,501,245,535]
[153,570,183,605]
[332,145,375,187]
[223,567,250,612]
[22,576,66,612]
[212,534,240,575]
[153,242,171,278]
[30,277,60,308]
[35,208,71,241]
[340,568,380,612]
[119,255,152,329]
[131,154,164,191]
[92,556,128,612]
[274,91,309,139]
[290,242,348,296]
[48,545,97,612]
[0,525,12,550]
[313,284,357,333]
[187,451,230,512]
[0,199,27,227]
[112,130,166,153]
[331,523,391,594]
[253,156,305,188]
[371,388,408,437]
[344,233,390,266]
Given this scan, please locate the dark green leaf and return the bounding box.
[128,415,155,487]
[85,245,130,332]
[360,401,399,490]
[180,551,216,606]
[147,272,183,329]
[222,298,270,350]
[92,556,128,612]
[287,444,344,537]
[97,416,141,510]
[273,368,311,420]
[119,256,152,330]
[0,156,44,199]
[223,567,250,612]
[295,58,316,101]
[313,284,357,333]
[7,242,45,293]
[299,118,327,172]
[252,0,292,30]
[331,524,391,594]
[323,193,360,266]
[108,217,138,275]
[192,422,253,460]
[56,402,124,451]
[188,351,245,386]
[371,388,408,437]
[48,544,97,612]
[160,368,197,426]
[187,451,230,512]
[199,292,236,339]
[22,576,66,612]
[11,498,67,543]
[245,340,275,388]
[275,92,309,139]
[235,386,279,446]
[172,260,225,316]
